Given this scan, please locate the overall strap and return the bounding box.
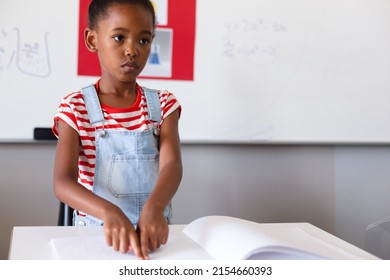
[81,84,104,126]
[82,84,161,124]
[142,87,161,123]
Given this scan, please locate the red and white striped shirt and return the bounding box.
[53,82,181,191]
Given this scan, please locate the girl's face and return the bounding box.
[88,4,154,84]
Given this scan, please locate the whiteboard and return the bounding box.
[1,0,390,143]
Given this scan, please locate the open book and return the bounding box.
[182,215,373,260]
[50,215,378,260]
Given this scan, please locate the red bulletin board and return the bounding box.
[77,0,196,81]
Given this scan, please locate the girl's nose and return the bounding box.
[124,44,138,57]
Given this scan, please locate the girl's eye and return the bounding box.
[140,38,151,45]
[113,35,124,42]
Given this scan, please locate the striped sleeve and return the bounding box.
[52,91,85,137]
[159,90,182,122]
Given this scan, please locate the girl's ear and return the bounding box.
[84,28,98,52]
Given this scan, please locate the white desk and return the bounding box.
[9,225,212,260]
[8,222,380,260]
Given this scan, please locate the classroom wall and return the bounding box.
[1,143,390,259]
[2,0,390,143]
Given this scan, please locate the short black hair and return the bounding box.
[88,0,156,30]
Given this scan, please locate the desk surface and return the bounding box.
[9,225,212,260]
[9,223,379,260]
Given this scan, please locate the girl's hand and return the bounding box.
[137,205,169,259]
[102,205,145,259]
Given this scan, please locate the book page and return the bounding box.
[183,215,288,259]
[182,216,361,260]
[50,226,212,260]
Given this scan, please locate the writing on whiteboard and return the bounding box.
[222,19,287,65]
[0,28,51,77]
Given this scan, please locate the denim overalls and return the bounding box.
[74,84,172,226]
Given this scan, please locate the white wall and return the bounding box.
[1,143,390,259]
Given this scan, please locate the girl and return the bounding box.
[52,0,182,260]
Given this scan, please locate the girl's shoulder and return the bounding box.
[154,88,178,104]
[61,90,84,103]
[155,89,181,117]
[138,85,174,98]
[139,86,179,108]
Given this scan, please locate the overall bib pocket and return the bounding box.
[107,153,159,197]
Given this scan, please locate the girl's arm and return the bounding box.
[53,120,145,259]
[137,109,183,258]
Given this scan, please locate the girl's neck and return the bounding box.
[97,79,138,108]
[98,78,137,97]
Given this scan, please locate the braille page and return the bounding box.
[50,227,212,260]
